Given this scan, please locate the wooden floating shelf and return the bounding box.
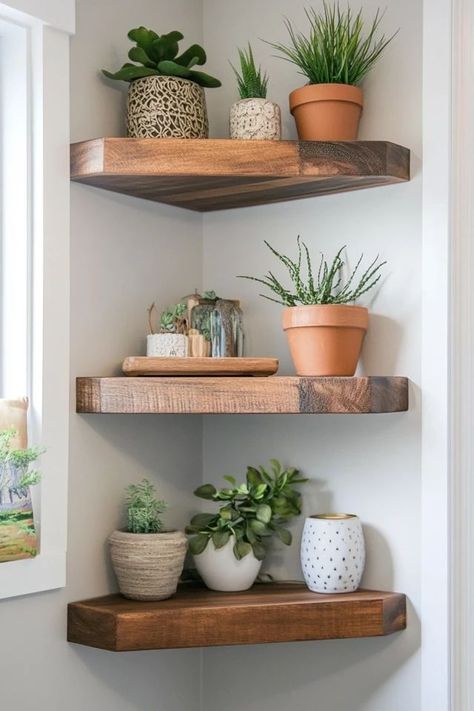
[76,376,409,415]
[70,138,410,212]
[67,583,407,651]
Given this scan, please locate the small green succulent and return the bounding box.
[160,303,187,333]
[230,44,268,99]
[125,479,167,534]
[102,26,221,88]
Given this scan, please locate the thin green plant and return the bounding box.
[267,3,397,86]
[238,237,386,306]
[230,44,268,99]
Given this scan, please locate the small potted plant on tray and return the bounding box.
[186,460,306,591]
[147,301,189,357]
[267,2,397,140]
[103,26,221,139]
[229,43,281,140]
[109,479,187,601]
[239,237,385,376]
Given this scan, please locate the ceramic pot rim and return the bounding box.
[289,82,363,111]
[309,513,358,520]
[129,75,200,88]
[282,304,368,330]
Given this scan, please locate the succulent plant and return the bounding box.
[160,303,188,334]
[102,27,221,88]
[230,44,268,99]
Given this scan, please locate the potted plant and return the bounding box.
[229,44,281,140]
[146,302,189,357]
[239,237,385,376]
[267,3,397,140]
[103,26,221,139]
[109,479,187,601]
[0,427,43,563]
[186,460,306,591]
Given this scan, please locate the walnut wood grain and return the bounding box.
[76,376,408,414]
[67,583,407,651]
[122,357,279,377]
[70,138,410,212]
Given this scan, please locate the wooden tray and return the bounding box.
[122,357,279,377]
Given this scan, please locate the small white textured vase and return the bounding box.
[193,536,262,591]
[300,514,365,594]
[230,98,281,140]
[147,333,188,357]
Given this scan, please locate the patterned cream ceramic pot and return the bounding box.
[127,75,209,139]
[230,98,281,140]
[300,514,365,594]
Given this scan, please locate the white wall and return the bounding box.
[202,1,422,709]
[0,1,204,709]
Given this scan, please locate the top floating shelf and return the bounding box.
[70,138,410,212]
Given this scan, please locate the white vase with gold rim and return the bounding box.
[300,513,365,594]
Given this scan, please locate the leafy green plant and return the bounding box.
[230,44,268,99]
[186,460,307,561]
[267,3,397,86]
[125,479,167,534]
[0,428,43,505]
[102,26,221,88]
[160,303,188,333]
[238,237,385,306]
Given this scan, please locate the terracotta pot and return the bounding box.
[289,83,363,141]
[282,304,368,376]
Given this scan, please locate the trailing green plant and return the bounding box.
[267,2,397,86]
[230,44,268,99]
[238,237,385,307]
[186,460,307,561]
[125,479,167,534]
[0,428,43,506]
[102,26,221,88]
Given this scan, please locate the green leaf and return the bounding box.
[190,513,216,529]
[212,529,230,549]
[234,540,252,560]
[249,519,272,536]
[251,541,267,561]
[175,44,207,67]
[187,69,222,88]
[127,27,159,55]
[102,65,160,82]
[223,475,236,486]
[219,506,233,521]
[256,504,272,524]
[150,32,183,62]
[194,483,217,500]
[246,466,263,487]
[252,483,267,500]
[276,527,292,545]
[188,534,210,555]
[128,46,155,68]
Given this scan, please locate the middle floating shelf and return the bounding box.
[76,376,409,414]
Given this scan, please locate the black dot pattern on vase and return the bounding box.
[300,517,366,595]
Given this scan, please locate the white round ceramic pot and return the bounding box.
[230,98,281,140]
[147,333,188,357]
[300,514,365,594]
[193,536,262,591]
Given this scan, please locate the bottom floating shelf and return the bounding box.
[67,583,407,651]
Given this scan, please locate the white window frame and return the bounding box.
[0,0,73,598]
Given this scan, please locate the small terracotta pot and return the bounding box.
[282,304,368,376]
[289,83,363,141]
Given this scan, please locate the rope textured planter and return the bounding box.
[109,530,187,601]
[127,76,209,139]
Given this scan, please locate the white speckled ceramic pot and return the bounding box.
[230,98,281,140]
[300,514,365,594]
[146,333,188,357]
